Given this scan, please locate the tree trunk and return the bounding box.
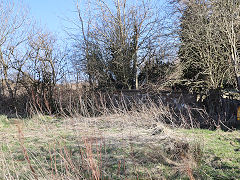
[0,50,13,98]
[236,74,240,91]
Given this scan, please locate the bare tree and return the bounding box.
[0,0,69,114]
[71,0,165,90]
[177,0,240,93]
[217,0,240,90]
[0,0,30,98]
[18,29,68,113]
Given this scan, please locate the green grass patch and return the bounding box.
[0,116,239,179]
[0,115,10,128]
[178,128,240,179]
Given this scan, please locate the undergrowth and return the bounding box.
[0,99,239,179]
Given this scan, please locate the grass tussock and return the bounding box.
[0,100,239,179]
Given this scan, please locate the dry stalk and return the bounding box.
[17,125,38,180]
[83,137,101,180]
[48,143,55,180]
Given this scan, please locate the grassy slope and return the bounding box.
[178,129,240,179]
[0,114,239,179]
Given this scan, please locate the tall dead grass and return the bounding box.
[27,86,214,129]
[0,86,212,179]
[0,92,207,179]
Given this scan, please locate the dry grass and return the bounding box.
[0,106,202,180]
[0,99,239,179]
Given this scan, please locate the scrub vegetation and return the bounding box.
[0,108,239,179]
[0,0,240,179]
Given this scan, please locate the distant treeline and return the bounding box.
[0,0,240,118]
